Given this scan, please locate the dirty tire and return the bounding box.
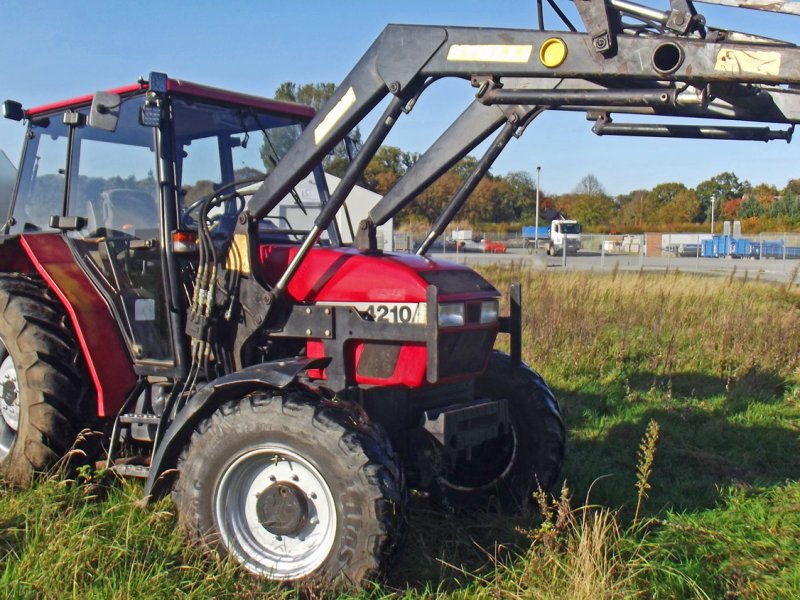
[436,351,565,511]
[0,274,91,486]
[172,390,405,586]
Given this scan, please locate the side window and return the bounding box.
[9,116,70,233]
[68,100,158,238]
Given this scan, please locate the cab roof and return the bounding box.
[26,77,316,119]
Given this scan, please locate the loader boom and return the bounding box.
[247,1,800,231]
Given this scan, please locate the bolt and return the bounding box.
[305,329,312,336]
[270,475,277,482]
[389,81,400,94]
[310,492,317,500]
[275,535,283,541]
[324,329,331,337]
[292,474,299,482]
[324,308,331,315]
[309,517,318,525]
[594,37,608,50]
[238,213,248,225]
[674,14,685,26]
[305,307,312,315]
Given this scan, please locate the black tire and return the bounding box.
[172,390,405,586]
[0,274,91,486]
[434,351,565,511]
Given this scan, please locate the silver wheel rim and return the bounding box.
[214,446,337,580]
[0,352,20,461]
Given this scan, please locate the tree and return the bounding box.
[270,82,362,177]
[648,182,687,207]
[274,82,336,111]
[655,188,701,224]
[695,172,752,222]
[749,183,777,208]
[557,193,615,227]
[573,174,606,196]
[615,189,653,229]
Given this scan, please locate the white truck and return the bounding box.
[523,219,582,255]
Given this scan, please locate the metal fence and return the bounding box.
[392,231,800,282]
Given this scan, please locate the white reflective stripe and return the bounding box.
[314,87,357,145]
[447,44,533,63]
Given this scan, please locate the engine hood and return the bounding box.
[258,245,499,303]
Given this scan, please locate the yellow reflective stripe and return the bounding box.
[715,49,780,76]
[447,44,533,63]
[314,87,357,145]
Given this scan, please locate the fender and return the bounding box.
[144,356,330,498]
[3,233,137,417]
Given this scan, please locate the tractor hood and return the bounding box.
[258,245,500,304]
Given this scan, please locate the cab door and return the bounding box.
[66,96,174,366]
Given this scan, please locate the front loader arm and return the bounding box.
[248,11,800,222]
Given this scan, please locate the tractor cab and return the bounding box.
[3,75,339,374]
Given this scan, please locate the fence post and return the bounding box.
[696,233,700,271]
[784,231,788,272]
[639,234,644,267]
[601,234,605,268]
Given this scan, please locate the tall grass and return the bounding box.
[1,268,799,598]
[480,266,800,385]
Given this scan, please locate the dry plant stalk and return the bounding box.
[633,419,660,529]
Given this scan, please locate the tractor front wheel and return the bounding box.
[0,275,91,485]
[432,351,565,511]
[172,390,405,586]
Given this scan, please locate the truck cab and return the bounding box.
[550,219,582,255]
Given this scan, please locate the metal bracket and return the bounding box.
[575,0,618,55]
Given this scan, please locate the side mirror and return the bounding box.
[89,91,121,132]
[3,100,24,121]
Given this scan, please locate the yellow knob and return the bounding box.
[540,38,568,68]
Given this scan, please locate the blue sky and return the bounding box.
[1,0,798,196]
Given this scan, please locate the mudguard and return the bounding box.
[144,356,330,498]
[2,234,136,417]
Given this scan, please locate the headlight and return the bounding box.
[480,300,499,323]
[438,303,465,327]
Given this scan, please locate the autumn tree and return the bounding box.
[695,172,752,222]
[615,189,653,229]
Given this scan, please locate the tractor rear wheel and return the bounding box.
[172,390,405,586]
[0,275,91,486]
[432,351,565,511]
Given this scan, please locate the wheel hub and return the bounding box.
[256,482,309,535]
[215,446,338,580]
[0,355,19,432]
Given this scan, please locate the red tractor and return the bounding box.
[2,0,800,586]
[0,76,563,582]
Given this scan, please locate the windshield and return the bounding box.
[173,97,336,243]
[560,223,581,234]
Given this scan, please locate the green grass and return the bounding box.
[2,268,799,598]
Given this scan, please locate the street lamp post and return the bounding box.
[534,166,541,249]
[710,194,716,234]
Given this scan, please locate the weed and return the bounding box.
[632,419,660,530]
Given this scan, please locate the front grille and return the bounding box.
[438,329,495,379]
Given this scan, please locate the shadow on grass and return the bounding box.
[387,368,798,594]
[554,368,800,518]
[386,501,532,593]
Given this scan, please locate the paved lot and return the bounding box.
[427,248,800,283]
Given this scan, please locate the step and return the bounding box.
[110,464,150,478]
[119,413,161,425]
